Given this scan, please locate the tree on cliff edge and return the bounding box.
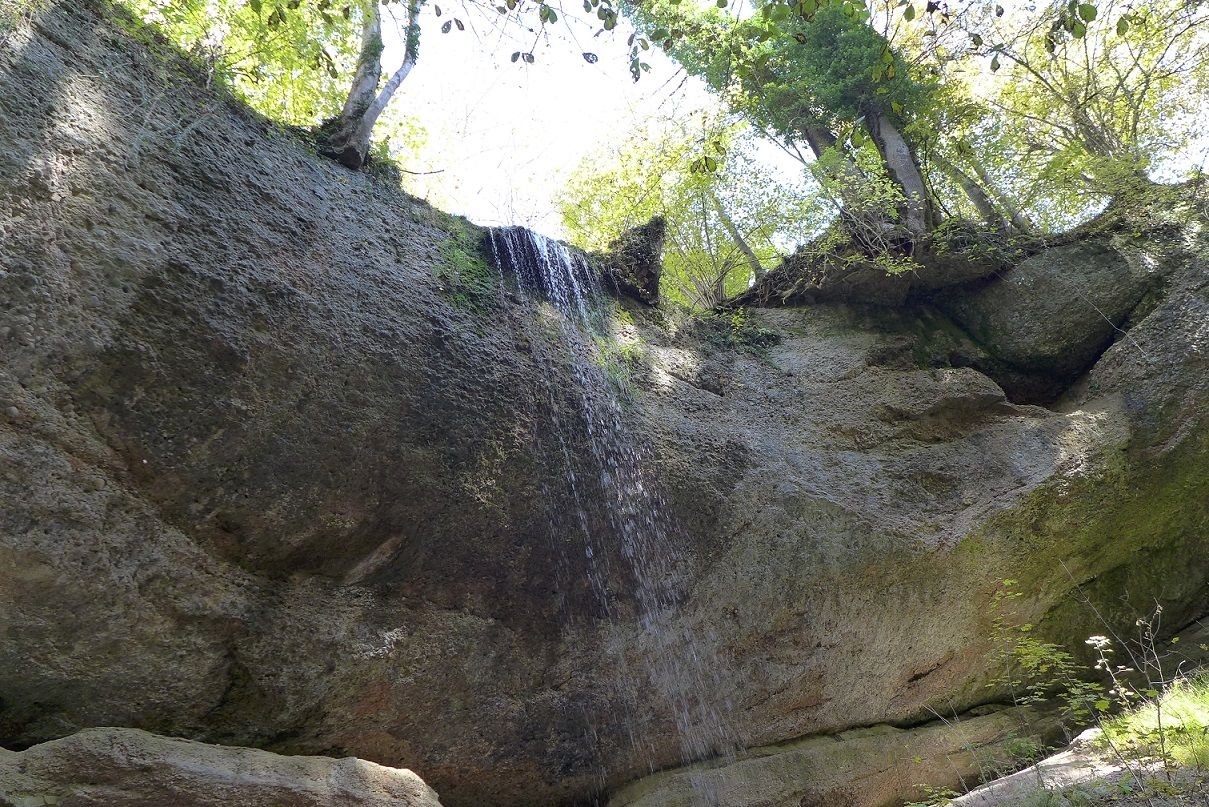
[317,0,421,169]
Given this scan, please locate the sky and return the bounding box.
[375,4,747,236]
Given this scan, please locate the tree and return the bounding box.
[559,117,822,309]
[125,0,362,125]
[635,1,954,243]
[317,0,421,168]
[971,0,1209,199]
[123,0,640,170]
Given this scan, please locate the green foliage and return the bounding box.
[1100,674,1209,769]
[953,0,1208,223]
[757,5,932,129]
[559,115,823,310]
[987,580,1104,724]
[695,307,780,350]
[904,784,960,807]
[436,219,496,313]
[120,0,361,125]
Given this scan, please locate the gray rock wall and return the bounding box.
[2,3,1208,805]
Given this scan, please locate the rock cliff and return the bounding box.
[2,3,1208,805]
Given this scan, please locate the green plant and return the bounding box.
[904,784,959,807]
[696,307,780,350]
[591,331,646,400]
[987,580,1105,725]
[0,0,47,44]
[436,220,496,314]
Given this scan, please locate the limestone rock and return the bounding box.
[1,4,1208,807]
[602,216,665,304]
[610,706,1059,807]
[0,727,443,806]
[939,241,1155,379]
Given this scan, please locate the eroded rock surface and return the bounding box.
[610,705,1059,807]
[2,3,1209,806]
[0,727,443,806]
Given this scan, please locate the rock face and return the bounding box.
[602,215,666,304]
[0,727,444,806]
[937,240,1161,400]
[610,706,1059,807]
[2,4,1209,807]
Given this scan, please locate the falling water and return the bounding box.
[488,227,734,802]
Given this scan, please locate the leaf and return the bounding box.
[582,52,598,63]
[990,54,1000,71]
[970,33,982,47]
[1078,2,1096,21]
[995,3,1004,15]
[434,3,441,14]
[511,50,520,62]
[903,4,914,21]
[1071,20,1086,38]
[454,17,464,29]
[441,19,451,32]
[249,0,262,15]
[1116,16,1129,35]
[522,51,535,63]
[890,100,903,114]
[716,0,727,7]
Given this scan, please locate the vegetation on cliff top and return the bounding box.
[95,0,1207,314]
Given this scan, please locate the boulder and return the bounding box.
[0,727,443,806]
[602,216,665,304]
[610,706,1059,807]
[939,241,1157,379]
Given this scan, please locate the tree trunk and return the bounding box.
[708,189,764,281]
[931,150,1011,230]
[866,108,934,238]
[320,0,420,169]
[802,126,837,160]
[970,162,1032,234]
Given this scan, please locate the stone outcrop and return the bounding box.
[0,727,444,806]
[2,3,1209,807]
[602,215,666,304]
[610,706,1060,807]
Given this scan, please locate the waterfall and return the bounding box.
[488,227,734,802]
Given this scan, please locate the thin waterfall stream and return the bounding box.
[488,227,735,803]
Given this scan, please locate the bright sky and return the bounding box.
[376,6,730,235]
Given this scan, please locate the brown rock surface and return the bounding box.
[2,3,1208,806]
